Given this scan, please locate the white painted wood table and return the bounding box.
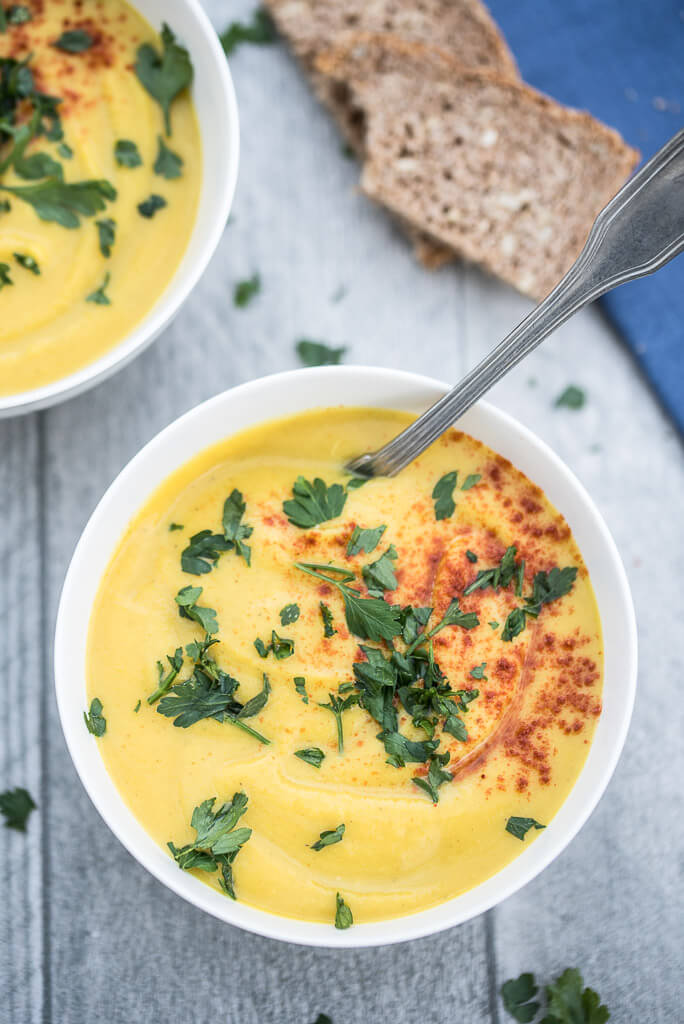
[2,4,683,1021]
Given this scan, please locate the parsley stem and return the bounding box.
[147,665,181,705]
[230,717,270,745]
[294,561,355,584]
[334,711,344,754]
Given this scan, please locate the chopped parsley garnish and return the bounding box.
[295,746,324,767]
[283,477,347,529]
[96,218,116,258]
[134,23,193,136]
[362,544,398,597]
[168,792,251,899]
[138,193,167,218]
[501,566,578,642]
[154,134,183,179]
[86,271,111,305]
[0,200,10,213]
[311,823,345,851]
[555,385,586,410]
[432,471,458,520]
[233,273,260,307]
[114,139,142,168]
[175,585,219,634]
[157,638,271,741]
[54,29,94,53]
[169,522,184,531]
[0,787,36,831]
[318,691,358,753]
[147,646,185,704]
[5,6,31,26]
[404,597,479,654]
[461,473,481,490]
[0,178,116,227]
[320,601,336,638]
[133,700,141,712]
[501,968,609,1024]
[13,252,39,274]
[464,545,520,596]
[294,676,309,703]
[334,892,353,930]
[280,602,300,626]
[470,662,487,680]
[347,524,385,557]
[222,488,253,566]
[84,697,106,736]
[296,562,403,642]
[505,816,545,841]
[254,630,294,660]
[412,751,452,802]
[489,620,500,629]
[0,262,12,288]
[466,549,478,563]
[296,339,347,366]
[181,530,231,574]
[379,729,438,768]
[13,150,62,180]
[220,8,277,55]
[57,142,73,159]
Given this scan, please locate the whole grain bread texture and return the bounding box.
[264,0,520,268]
[316,34,639,299]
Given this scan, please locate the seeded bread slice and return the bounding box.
[264,0,520,267]
[317,36,639,298]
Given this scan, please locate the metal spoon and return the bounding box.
[347,128,684,478]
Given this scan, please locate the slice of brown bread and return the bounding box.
[317,36,639,298]
[264,1,520,267]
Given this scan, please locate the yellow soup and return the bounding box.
[87,408,603,926]
[0,1,201,395]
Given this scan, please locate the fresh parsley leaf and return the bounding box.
[0,177,116,227]
[134,23,193,136]
[0,787,36,831]
[320,601,336,638]
[280,602,300,626]
[296,339,347,366]
[295,747,324,768]
[57,142,73,159]
[181,529,231,574]
[147,646,184,704]
[489,620,500,629]
[466,549,478,563]
[297,561,402,642]
[334,892,353,930]
[254,637,268,658]
[461,473,481,491]
[501,973,540,1023]
[168,792,251,899]
[13,251,39,274]
[84,697,106,736]
[505,816,545,841]
[6,6,31,25]
[470,662,487,680]
[312,1016,333,1024]
[555,385,586,411]
[137,193,167,218]
[13,150,63,180]
[133,700,141,712]
[283,477,347,528]
[347,524,385,557]
[96,217,116,258]
[153,134,182,178]
[86,271,111,305]
[175,585,219,634]
[501,607,527,642]
[412,751,451,803]
[311,823,344,851]
[362,544,398,597]
[169,522,184,531]
[545,967,610,1024]
[222,488,253,565]
[319,691,358,753]
[239,673,271,718]
[220,8,277,55]
[271,630,294,659]
[432,471,458,520]
[54,28,94,53]
[233,273,260,307]
[0,262,12,288]
[464,545,520,596]
[294,676,309,703]
[379,729,438,768]
[114,139,142,168]
[527,567,578,615]
[345,475,367,490]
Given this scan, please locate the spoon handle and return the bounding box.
[349,129,684,478]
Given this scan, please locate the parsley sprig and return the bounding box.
[134,23,193,136]
[168,792,251,899]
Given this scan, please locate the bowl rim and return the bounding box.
[54,365,638,948]
[0,0,239,418]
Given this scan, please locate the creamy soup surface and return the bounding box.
[0,0,201,395]
[87,408,604,926]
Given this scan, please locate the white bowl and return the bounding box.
[0,0,238,418]
[55,367,637,947]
